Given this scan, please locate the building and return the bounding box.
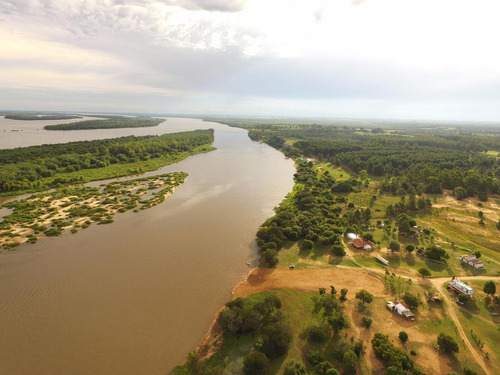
[375,255,389,266]
[347,233,358,240]
[351,238,373,251]
[447,279,474,296]
[458,255,485,269]
[386,300,415,321]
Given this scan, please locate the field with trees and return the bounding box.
[176,119,500,375]
[0,129,214,196]
[44,116,163,130]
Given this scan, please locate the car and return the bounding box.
[490,312,499,316]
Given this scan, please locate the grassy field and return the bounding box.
[195,284,488,375]
[453,280,500,374]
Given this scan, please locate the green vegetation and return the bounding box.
[44,116,162,130]
[4,113,82,120]
[437,333,459,354]
[0,173,186,249]
[371,333,424,375]
[0,129,214,196]
[210,119,500,276]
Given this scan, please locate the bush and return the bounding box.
[331,244,346,256]
[308,326,326,343]
[410,349,417,356]
[418,267,431,278]
[402,292,419,308]
[243,351,269,375]
[300,239,314,252]
[361,317,372,328]
[405,244,414,252]
[307,351,324,366]
[389,240,401,252]
[437,333,459,354]
[399,331,408,343]
[342,350,357,375]
[340,288,348,301]
[462,367,478,375]
[483,281,496,295]
[283,360,306,375]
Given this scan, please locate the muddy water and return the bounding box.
[0,118,295,374]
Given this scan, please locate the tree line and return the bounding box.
[0,129,214,194]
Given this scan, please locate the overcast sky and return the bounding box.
[1,0,500,121]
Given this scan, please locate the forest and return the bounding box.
[44,117,163,130]
[0,129,214,195]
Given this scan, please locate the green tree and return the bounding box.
[361,317,372,328]
[283,360,306,375]
[389,240,401,252]
[355,289,373,305]
[418,267,431,278]
[457,293,470,304]
[243,350,269,375]
[300,239,314,252]
[342,350,357,375]
[483,281,496,295]
[437,333,459,354]
[399,331,408,343]
[405,244,415,253]
[402,292,419,308]
[454,186,467,200]
[340,288,348,301]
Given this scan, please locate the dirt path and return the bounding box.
[233,267,388,298]
[429,277,499,375]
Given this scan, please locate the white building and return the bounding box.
[447,279,474,296]
[386,301,415,321]
[347,233,357,240]
[458,255,485,269]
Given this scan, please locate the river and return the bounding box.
[0,118,295,374]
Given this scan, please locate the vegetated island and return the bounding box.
[44,116,163,130]
[0,129,215,196]
[175,120,500,375]
[0,173,186,250]
[4,114,83,120]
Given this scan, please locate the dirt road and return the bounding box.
[429,277,500,375]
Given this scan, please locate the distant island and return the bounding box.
[0,129,215,196]
[44,117,163,130]
[4,114,83,121]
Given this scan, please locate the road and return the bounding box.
[429,276,500,375]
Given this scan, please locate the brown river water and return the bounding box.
[0,117,295,374]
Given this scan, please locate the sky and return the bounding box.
[1,0,500,121]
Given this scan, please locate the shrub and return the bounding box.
[399,331,408,343]
[283,360,306,375]
[389,240,401,252]
[308,326,326,343]
[402,292,419,308]
[361,317,372,328]
[437,333,459,354]
[299,239,314,252]
[405,244,415,252]
[410,349,417,356]
[243,350,268,375]
[462,367,478,375]
[331,244,346,256]
[418,267,431,278]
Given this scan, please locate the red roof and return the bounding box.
[351,238,372,248]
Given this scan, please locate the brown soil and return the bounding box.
[233,267,387,298]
